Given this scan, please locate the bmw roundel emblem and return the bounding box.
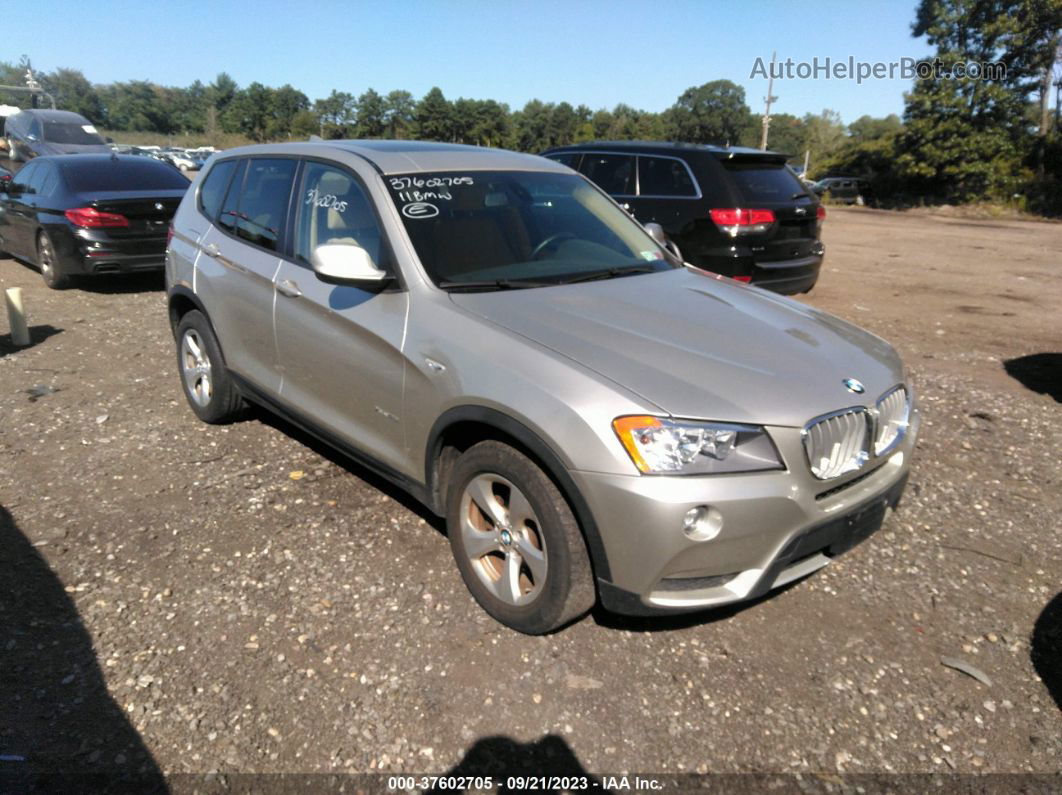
[155,202,164,211]
[843,378,866,394]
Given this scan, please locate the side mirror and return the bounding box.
[311,242,389,285]
[644,222,683,261]
[643,222,668,246]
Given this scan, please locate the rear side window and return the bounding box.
[721,160,805,203]
[638,156,697,197]
[294,162,386,268]
[579,153,635,196]
[222,158,296,252]
[61,159,190,192]
[198,159,237,221]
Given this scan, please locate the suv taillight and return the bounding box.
[709,208,776,236]
[816,205,827,221]
[166,224,174,247]
[64,207,130,228]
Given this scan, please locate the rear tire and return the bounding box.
[446,440,595,634]
[174,310,244,423]
[37,232,71,290]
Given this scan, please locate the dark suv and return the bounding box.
[542,142,826,294]
[4,109,111,162]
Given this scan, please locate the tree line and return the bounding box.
[3,0,1061,213]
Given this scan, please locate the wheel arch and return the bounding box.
[167,286,236,371]
[426,405,612,582]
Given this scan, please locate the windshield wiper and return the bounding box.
[437,278,554,292]
[554,264,661,285]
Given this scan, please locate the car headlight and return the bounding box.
[612,416,784,475]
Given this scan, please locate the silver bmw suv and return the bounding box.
[166,141,919,634]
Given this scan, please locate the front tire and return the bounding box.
[174,310,243,423]
[446,440,595,634]
[37,232,71,289]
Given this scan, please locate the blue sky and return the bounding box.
[8,0,932,124]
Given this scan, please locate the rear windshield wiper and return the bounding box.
[791,191,810,199]
[437,278,554,292]
[554,264,661,285]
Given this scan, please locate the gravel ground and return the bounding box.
[0,207,1059,787]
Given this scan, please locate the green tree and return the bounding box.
[383,90,415,138]
[665,80,755,145]
[354,88,386,138]
[39,68,103,122]
[223,82,273,141]
[314,90,355,138]
[897,0,1062,201]
[414,87,453,141]
[268,84,310,139]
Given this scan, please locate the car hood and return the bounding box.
[449,268,904,427]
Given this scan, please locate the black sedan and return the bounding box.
[0,154,189,289]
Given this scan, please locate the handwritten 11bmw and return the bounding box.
[165,141,919,634]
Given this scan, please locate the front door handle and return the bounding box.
[276,279,302,298]
[203,242,219,257]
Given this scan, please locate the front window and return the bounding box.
[41,120,105,146]
[387,171,675,290]
[295,162,386,268]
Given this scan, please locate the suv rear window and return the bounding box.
[720,160,806,203]
[61,159,190,192]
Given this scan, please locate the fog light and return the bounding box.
[682,505,723,541]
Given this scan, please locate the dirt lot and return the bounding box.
[0,207,1059,787]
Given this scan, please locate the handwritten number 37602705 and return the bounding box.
[306,187,348,213]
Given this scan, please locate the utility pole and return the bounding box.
[759,51,778,151]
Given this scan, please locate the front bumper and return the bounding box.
[574,408,920,616]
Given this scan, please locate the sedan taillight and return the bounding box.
[709,208,776,236]
[64,207,130,228]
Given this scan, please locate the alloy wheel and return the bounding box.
[459,473,548,606]
[180,329,213,407]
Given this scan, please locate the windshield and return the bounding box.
[42,120,106,146]
[386,170,676,289]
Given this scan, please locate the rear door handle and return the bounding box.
[276,279,302,298]
[203,242,240,271]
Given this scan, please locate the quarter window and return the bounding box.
[198,159,237,221]
[295,163,385,268]
[36,163,59,197]
[579,153,635,196]
[217,160,247,235]
[10,162,39,193]
[638,157,697,197]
